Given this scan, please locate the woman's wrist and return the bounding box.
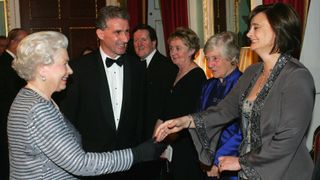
[184,115,194,128]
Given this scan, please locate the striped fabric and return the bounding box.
[7,88,133,179]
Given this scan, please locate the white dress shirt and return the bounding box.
[143,49,156,68]
[100,47,123,129]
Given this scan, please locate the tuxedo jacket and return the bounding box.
[60,50,145,152]
[143,51,177,139]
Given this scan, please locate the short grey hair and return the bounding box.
[96,6,130,30]
[204,31,240,65]
[12,31,68,81]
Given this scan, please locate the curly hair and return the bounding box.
[12,31,68,81]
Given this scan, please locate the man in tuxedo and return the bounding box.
[132,24,177,179]
[0,28,28,180]
[60,6,145,179]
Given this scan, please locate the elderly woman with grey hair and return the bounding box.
[199,31,242,180]
[7,31,165,179]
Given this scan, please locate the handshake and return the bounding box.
[132,116,190,164]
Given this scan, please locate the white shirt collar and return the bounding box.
[6,49,15,58]
[143,49,157,68]
[99,47,120,61]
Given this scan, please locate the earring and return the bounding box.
[41,76,46,81]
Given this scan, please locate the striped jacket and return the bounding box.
[7,88,133,179]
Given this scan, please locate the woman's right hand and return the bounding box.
[154,115,193,142]
[207,165,220,178]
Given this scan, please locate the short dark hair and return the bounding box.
[249,3,301,54]
[132,24,158,47]
[96,6,130,30]
[7,28,27,41]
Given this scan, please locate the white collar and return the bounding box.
[99,47,120,61]
[142,49,157,67]
[6,49,15,58]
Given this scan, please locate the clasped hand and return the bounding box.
[154,116,189,142]
[154,117,241,173]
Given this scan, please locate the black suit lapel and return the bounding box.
[147,51,160,72]
[96,52,117,130]
[119,54,131,125]
[147,51,163,80]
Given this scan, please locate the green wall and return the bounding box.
[0,1,6,36]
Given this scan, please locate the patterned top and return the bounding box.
[239,99,254,179]
[241,99,254,155]
[7,88,133,179]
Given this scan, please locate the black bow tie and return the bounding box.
[105,57,124,67]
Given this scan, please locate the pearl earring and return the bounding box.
[41,76,46,81]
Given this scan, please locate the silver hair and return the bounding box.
[204,31,240,65]
[12,31,68,81]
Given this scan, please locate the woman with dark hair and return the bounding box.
[155,3,315,180]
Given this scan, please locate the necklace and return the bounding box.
[174,63,197,85]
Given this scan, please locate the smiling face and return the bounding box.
[42,49,73,93]
[205,49,235,81]
[133,29,156,59]
[169,37,194,67]
[96,18,130,58]
[247,12,276,55]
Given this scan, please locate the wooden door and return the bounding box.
[19,0,106,58]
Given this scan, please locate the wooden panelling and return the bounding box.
[20,0,105,58]
[69,27,98,57]
[69,0,97,18]
[29,0,60,19]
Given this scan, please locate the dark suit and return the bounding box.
[0,51,26,179]
[139,51,177,180]
[60,50,145,179]
[143,51,177,139]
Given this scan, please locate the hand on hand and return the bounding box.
[218,156,241,172]
[154,117,187,142]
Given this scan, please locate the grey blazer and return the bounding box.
[190,57,315,180]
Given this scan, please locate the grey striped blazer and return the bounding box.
[7,88,133,179]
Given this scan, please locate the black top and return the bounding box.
[161,67,206,180]
[143,51,177,139]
